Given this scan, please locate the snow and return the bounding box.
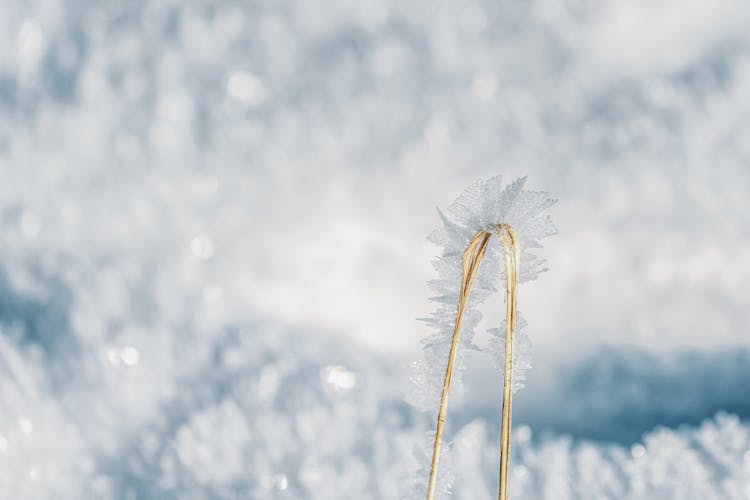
[1,0,749,498]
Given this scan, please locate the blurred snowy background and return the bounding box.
[1,0,750,498]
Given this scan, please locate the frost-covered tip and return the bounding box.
[408,175,556,414]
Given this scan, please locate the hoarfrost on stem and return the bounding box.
[407,175,556,496]
[408,175,556,413]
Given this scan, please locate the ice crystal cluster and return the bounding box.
[442,413,750,500]
[407,176,556,497]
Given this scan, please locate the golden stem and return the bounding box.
[426,230,492,500]
[497,224,520,500]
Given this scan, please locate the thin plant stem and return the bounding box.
[497,224,520,500]
[426,230,492,500]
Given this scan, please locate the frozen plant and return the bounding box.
[408,175,556,498]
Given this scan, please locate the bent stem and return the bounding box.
[425,224,521,500]
[426,230,491,500]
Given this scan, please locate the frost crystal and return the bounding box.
[487,317,532,393]
[408,175,556,415]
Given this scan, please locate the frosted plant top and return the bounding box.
[428,175,557,283]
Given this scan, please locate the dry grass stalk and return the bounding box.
[497,223,519,500]
[426,224,520,500]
